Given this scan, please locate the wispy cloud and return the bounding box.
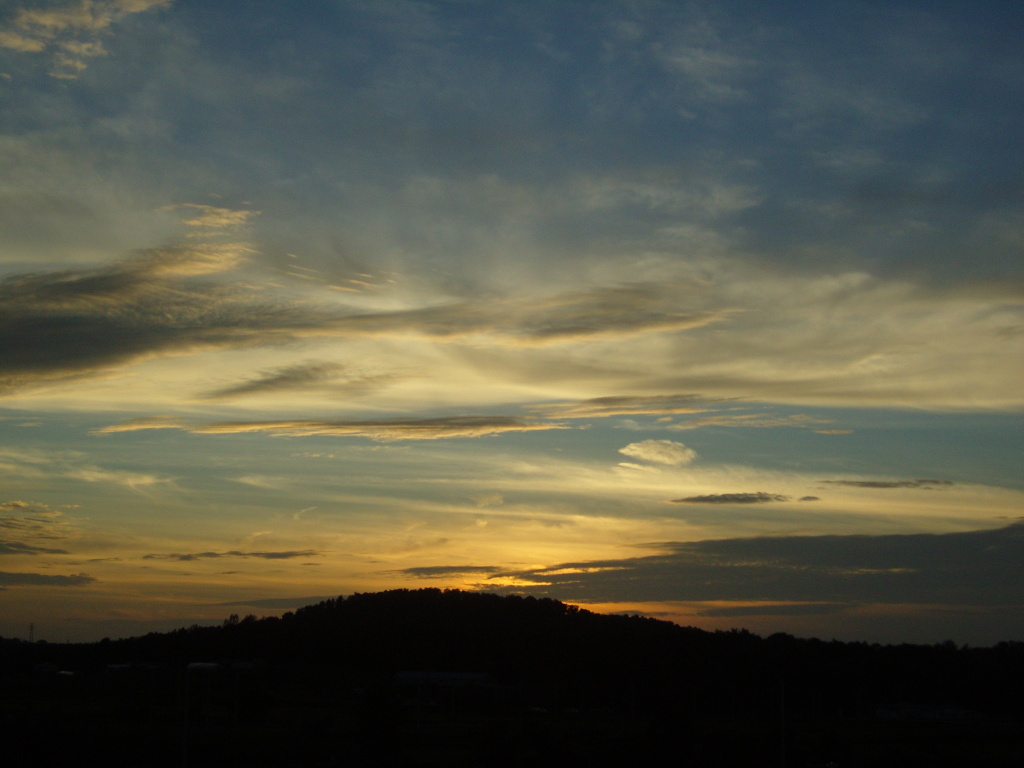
[0,0,170,78]
[171,204,259,230]
[202,362,345,399]
[0,500,61,517]
[65,467,170,488]
[0,541,68,555]
[98,414,565,441]
[230,475,293,491]
[822,479,954,490]
[5,230,1020,411]
[534,394,720,419]
[394,565,503,579]
[667,413,837,430]
[90,416,183,433]
[1,241,723,396]
[142,549,319,562]
[654,9,755,104]
[0,499,74,552]
[694,602,856,618]
[201,362,398,400]
[189,416,567,442]
[531,396,846,434]
[671,492,790,504]
[329,283,727,345]
[0,570,95,587]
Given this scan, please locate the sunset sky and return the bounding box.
[1,0,1021,645]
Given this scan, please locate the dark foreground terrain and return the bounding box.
[2,589,1022,767]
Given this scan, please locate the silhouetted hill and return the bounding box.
[2,589,1022,767]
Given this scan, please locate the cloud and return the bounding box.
[535,394,720,419]
[0,241,280,394]
[142,550,319,562]
[200,362,397,400]
[167,416,565,442]
[0,0,170,78]
[0,500,61,516]
[5,4,1021,417]
[0,516,67,535]
[694,602,856,618]
[0,27,47,52]
[471,494,503,508]
[91,416,184,434]
[822,479,954,489]
[65,467,169,488]
[204,362,345,398]
[647,271,1024,410]
[0,500,73,550]
[532,398,844,435]
[395,565,504,579]
[1,242,723,396]
[486,523,1024,606]
[619,439,697,467]
[652,8,756,104]
[668,413,837,430]
[171,204,260,230]
[330,283,727,345]
[616,462,659,473]
[230,475,292,491]
[0,541,69,555]
[9,225,1016,411]
[671,492,790,504]
[0,571,95,587]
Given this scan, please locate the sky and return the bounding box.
[1,0,1021,646]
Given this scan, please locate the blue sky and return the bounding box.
[1,0,1021,644]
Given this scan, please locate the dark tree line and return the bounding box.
[2,589,1021,767]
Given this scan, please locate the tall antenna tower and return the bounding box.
[29,623,34,643]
